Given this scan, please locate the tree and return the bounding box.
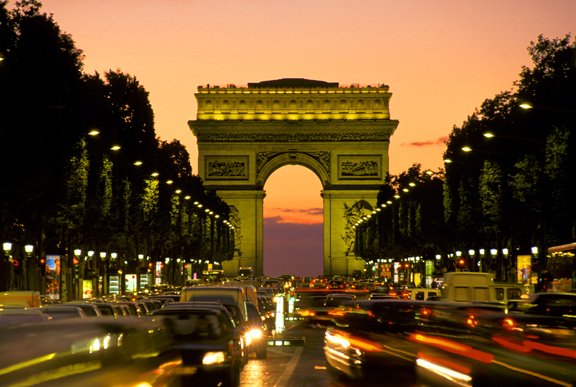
[0,0,86,290]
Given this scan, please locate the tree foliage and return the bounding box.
[0,1,232,291]
[356,34,576,282]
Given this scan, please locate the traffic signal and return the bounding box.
[12,257,22,274]
[72,257,80,265]
[457,258,466,268]
[39,257,46,276]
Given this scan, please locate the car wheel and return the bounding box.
[223,363,241,387]
[234,363,241,387]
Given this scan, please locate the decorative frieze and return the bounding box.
[205,156,248,180]
[338,155,382,180]
[196,131,391,143]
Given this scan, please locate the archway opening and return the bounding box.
[263,165,323,278]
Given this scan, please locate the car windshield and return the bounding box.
[161,312,223,339]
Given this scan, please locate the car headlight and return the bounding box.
[203,351,226,365]
[249,328,263,339]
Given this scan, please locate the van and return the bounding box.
[409,288,441,301]
[441,272,497,303]
[224,283,258,310]
[180,286,248,323]
[493,283,525,303]
[0,291,41,308]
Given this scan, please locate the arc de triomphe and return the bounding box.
[188,78,398,277]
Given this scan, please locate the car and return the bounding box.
[369,293,399,300]
[263,279,280,288]
[111,303,131,317]
[297,293,358,325]
[63,302,103,317]
[113,301,144,317]
[0,316,183,386]
[257,296,275,331]
[152,307,243,387]
[245,302,267,359]
[0,309,51,325]
[508,292,576,317]
[324,299,576,386]
[34,305,87,320]
[89,302,120,317]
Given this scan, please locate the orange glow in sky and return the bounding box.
[27,0,576,275]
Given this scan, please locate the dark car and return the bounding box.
[245,302,267,359]
[153,307,243,387]
[297,293,357,325]
[34,305,87,320]
[508,292,576,317]
[90,302,120,317]
[0,309,51,325]
[324,299,576,387]
[258,296,275,331]
[64,302,103,317]
[0,317,183,387]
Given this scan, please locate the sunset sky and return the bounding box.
[31,0,575,276]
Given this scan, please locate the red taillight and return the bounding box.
[367,310,375,318]
[299,310,316,317]
[502,318,515,329]
[328,310,346,317]
[467,315,479,327]
[389,291,398,297]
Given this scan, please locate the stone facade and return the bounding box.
[189,78,399,277]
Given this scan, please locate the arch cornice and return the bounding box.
[256,152,330,189]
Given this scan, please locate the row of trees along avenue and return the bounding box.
[355,34,576,288]
[0,1,234,297]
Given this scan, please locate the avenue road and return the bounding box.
[240,322,397,387]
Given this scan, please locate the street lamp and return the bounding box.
[3,242,12,252]
[3,242,14,290]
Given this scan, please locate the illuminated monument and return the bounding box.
[189,78,398,276]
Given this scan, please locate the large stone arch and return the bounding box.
[189,78,399,277]
[256,152,330,189]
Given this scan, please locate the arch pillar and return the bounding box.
[217,190,266,277]
[322,189,379,275]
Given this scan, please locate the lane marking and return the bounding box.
[273,346,303,387]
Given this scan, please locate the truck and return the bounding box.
[441,272,497,303]
[440,273,527,304]
[180,286,248,323]
[0,291,41,307]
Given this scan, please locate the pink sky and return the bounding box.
[31,0,575,276]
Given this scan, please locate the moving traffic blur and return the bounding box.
[2,273,576,386]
